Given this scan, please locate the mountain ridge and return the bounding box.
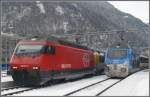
[2,1,149,49]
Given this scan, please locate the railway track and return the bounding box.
[67,79,121,96]
[1,85,24,91]
[1,79,70,96]
[64,70,143,96]
[96,79,123,96]
[63,78,125,96]
[2,75,108,96]
[1,70,143,96]
[1,87,37,96]
[1,76,124,96]
[1,78,68,96]
[64,78,111,96]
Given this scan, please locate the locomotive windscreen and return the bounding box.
[15,44,44,55]
[107,49,127,59]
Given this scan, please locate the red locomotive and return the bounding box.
[10,37,96,85]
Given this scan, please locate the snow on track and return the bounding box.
[1,86,24,91]
[1,87,31,96]
[13,75,108,96]
[100,69,149,96]
[4,70,148,96]
[1,81,17,89]
[69,79,119,96]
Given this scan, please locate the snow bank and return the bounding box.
[100,69,149,96]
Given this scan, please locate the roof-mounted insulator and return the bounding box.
[31,38,37,41]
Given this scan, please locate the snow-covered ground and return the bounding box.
[1,70,7,76]
[100,69,149,96]
[1,69,149,96]
[13,75,108,96]
[1,71,13,82]
[70,79,119,96]
[1,87,30,96]
[1,76,13,83]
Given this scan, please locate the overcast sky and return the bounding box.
[108,1,149,23]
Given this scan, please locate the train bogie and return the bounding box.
[11,69,42,85]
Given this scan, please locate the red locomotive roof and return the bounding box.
[18,36,91,51]
[18,40,48,45]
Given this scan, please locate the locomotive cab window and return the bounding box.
[15,44,56,56]
[107,49,127,59]
[15,44,44,55]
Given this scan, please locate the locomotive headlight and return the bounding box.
[12,66,18,69]
[121,68,126,72]
[33,66,38,69]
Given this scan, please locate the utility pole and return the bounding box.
[0,32,2,71]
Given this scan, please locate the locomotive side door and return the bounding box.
[46,45,56,79]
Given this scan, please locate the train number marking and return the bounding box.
[61,64,71,69]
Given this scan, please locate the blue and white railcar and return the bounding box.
[105,47,140,77]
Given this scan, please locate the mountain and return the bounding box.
[2,1,149,50]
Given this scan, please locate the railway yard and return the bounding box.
[1,69,149,96]
[1,1,149,96]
